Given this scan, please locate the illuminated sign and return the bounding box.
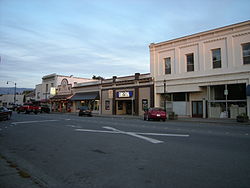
[117,91,133,98]
[50,87,56,96]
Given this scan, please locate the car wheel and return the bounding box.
[34,111,38,114]
[17,111,20,114]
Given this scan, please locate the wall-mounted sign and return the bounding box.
[117,91,133,98]
[50,87,56,96]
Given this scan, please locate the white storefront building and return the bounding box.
[150,21,250,118]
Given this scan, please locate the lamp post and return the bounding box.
[164,79,166,112]
[7,81,16,105]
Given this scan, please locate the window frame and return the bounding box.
[242,42,250,65]
[164,57,171,74]
[212,48,222,69]
[186,53,194,72]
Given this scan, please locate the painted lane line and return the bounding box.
[136,132,190,137]
[12,120,59,125]
[75,129,120,134]
[75,127,190,144]
[102,126,163,144]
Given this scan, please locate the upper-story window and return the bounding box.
[186,53,194,72]
[242,43,250,65]
[164,57,171,74]
[212,48,221,68]
[46,84,48,92]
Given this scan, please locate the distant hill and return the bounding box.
[0,87,34,95]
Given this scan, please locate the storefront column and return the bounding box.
[202,98,206,119]
[247,96,250,117]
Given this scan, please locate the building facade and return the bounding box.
[71,80,101,114]
[150,21,250,118]
[0,94,24,108]
[101,73,154,116]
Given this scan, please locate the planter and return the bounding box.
[168,112,178,120]
[236,115,249,123]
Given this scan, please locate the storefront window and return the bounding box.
[105,100,110,110]
[142,99,148,111]
[118,101,123,110]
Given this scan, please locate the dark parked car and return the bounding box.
[0,106,12,121]
[79,106,92,117]
[144,108,166,121]
[40,105,50,113]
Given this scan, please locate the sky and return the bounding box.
[0,0,250,88]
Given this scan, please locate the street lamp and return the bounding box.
[7,81,17,105]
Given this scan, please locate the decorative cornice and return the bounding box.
[232,31,250,38]
[179,43,199,49]
[204,37,226,44]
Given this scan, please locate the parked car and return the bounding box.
[144,108,166,121]
[79,106,92,117]
[40,105,50,113]
[17,103,40,114]
[0,106,12,121]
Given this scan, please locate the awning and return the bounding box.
[247,85,250,96]
[70,91,99,101]
[50,94,72,100]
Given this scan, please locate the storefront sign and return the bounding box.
[117,91,133,98]
[50,87,56,96]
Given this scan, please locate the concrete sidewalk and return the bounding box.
[91,113,250,125]
[51,112,250,125]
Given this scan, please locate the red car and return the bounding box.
[17,103,40,114]
[144,108,166,121]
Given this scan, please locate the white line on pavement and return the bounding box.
[12,120,59,125]
[103,126,163,144]
[75,126,190,144]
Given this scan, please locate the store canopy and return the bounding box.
[70,91,100,101]
[247,85,250,96]
[50,94,72,100]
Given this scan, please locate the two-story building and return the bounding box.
[150,20,250,118]
[35,74,93,111]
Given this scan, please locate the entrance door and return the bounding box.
[126,101,132,115]
[192,101,203,118]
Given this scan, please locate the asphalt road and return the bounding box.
[0,112,250,188]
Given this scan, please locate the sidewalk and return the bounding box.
[92,113,250,125]
[51,112,250,125]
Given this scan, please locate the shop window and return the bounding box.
[242,43,250,64]
[227,84,246,100]
[164,57,171,74]
[142,99,148,111]
[118,101,123,110]
[213,85,225,100]
[212,48,221,68]
[186,53,194,72]
[173,93,186,101]
[105,100,110,110]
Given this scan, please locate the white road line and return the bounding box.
[75,129,120,134]
[135,132,190,137]
[12,120,59,125]
[103,126,163,144]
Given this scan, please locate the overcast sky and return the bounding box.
[0,0,250,88]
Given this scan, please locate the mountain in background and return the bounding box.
[0,87,34,95]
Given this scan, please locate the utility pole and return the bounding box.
[7,81,17,105]
[164,80,166,112]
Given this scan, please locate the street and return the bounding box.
[0,113,250,188]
